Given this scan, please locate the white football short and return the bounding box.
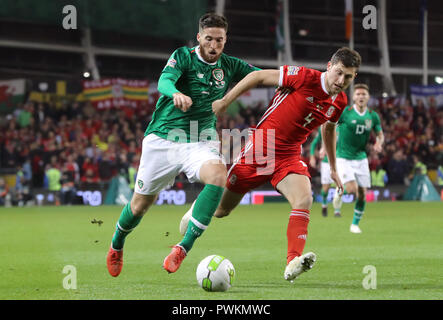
[320,161,334,185]
[336,157,371,188]
[134,134,225,195]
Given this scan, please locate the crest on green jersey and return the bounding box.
[212,68,224,81]
[365,119,372,129]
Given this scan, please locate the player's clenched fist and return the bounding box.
[212,99,228,117]
[172,92,193,112]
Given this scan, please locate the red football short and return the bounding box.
[226,155,311,194]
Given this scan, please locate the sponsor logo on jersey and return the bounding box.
[306,96,314,104]
[137,179,144,189]
[326,106,335,118]
[229,174,237,185]
[365,119,372,129]
[166,58,177,68]
[287,66,300,76]
[212,68,224,81]
[197,73,204,78]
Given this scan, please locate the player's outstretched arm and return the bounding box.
[212,69,280,116]
[158,72,193,112]
[373,130,384,153]
[321,122,343,195]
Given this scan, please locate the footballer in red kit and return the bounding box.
[226,65,348,194]
[202,47,362,282]
[180,47,361,281]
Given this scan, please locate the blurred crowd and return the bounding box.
[0,95,442,206]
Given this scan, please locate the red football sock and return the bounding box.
[286,209,310,264]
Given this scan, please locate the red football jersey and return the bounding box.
[249,65,348,158]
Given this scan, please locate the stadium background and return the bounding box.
[0,0,442,207]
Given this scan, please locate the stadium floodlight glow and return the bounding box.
[83,71,91,78]
[435,76,443,84]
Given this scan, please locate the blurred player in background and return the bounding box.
[332,83,384,233]
[106,12,260,277]
[181,47,361,281]
[309,128,341,217]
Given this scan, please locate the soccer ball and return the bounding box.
[196,255,235,292]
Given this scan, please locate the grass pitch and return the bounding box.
[0,201,442,300]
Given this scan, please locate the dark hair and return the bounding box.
[354,83,369,93]
[330,47,361,69]
[199,13,228,32]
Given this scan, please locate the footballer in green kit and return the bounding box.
[106,13,259,277]
[332,83,384,233]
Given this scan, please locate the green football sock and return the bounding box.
[111,203,142,250]
[352,198,366,226]
[321,189,328,206]
[179,184,223,253]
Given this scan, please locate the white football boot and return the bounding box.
[350,224,362,234]
[284,252,317,281]
[332,187,343,214]
[179,200,195,236]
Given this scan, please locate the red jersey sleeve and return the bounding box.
[278,65,306,90]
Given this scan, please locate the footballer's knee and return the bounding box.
[130,194,157,217]
[289,193,313,210]
[206,171,227,187]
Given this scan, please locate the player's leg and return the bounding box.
[320,162,332,217]
[350,159,371,233]
[164,157,227,273]
[276,173,316,281]
[214,188,245,218]
[108,134,179,277]
[111,193,157,250]
[177,160,226,253]
[107,193,157,277]
[332,158,355,215]
[321,184,330,217]
[350,186,366,233]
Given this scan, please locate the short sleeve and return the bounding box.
[372,112,382,133]
[279,65,306,90]
[336,105,349,125]
[162,47,189,77]
[231,58,261,82]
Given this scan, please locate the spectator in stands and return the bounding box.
[409,154,427,180]
[81,156,100,189]
[371,165,387,188]
[45,156,61,206]
[0,177,12,207]
[15,164,32,206]
[98,152,115,183]
[60,166,76,205]
[387,150,409,185]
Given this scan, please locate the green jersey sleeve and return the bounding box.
[229,57,261,83]
[162,47,190,77]
[310,129,322,156]
[372,111,382,133]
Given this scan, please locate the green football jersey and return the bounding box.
[145,46,259,142]
[336,105,382,160]
[310,128,329,163]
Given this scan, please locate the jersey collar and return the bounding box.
[195,46,218,66]
[353,104,368,116]
[321,72,338,102]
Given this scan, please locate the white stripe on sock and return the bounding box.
[190,217,208,230]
